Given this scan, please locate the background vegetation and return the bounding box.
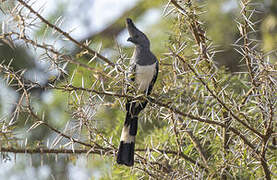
[0,0,276,179]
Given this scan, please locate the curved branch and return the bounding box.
[0,147,102,154]
[174,53,264,139]
[16,0,115,67]
[47,84,260,158]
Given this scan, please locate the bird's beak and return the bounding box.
[126,18,135,28]
[126,18,136,43]
[127,37,134,42]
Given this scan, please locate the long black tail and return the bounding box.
[117,113,138,166]
[117,100,147,166]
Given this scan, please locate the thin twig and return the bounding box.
[185,130,209,169]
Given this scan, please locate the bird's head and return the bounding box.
[126,18,150,48]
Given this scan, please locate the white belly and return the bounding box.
[135,63,156,93]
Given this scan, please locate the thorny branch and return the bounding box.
[174,52,264,138]
[1,32,101,74]
[0,63,206,174]
[0,0,276,178]
[16,0,115,67]
[45,83,261,158]
[185,130,209,169]
[169,1,276,179]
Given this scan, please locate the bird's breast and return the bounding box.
[135,63,157,93]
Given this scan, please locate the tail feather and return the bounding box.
[127,114,138,136]
[117,114,138,166]
[117,141,135,166]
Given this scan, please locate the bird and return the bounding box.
[116,18,159,166]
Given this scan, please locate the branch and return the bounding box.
[16,0,115,67]
[8,71,259,160]
[13,77,205,172]
[136,148,208,172]
[47,84,260,158]
[240,0,257,87]
[174,53,264,139]
[170,0,209,60]
[0,147,102,154]
[3,32,101,74]
[186,130,209,169]
[260,100,274,180]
